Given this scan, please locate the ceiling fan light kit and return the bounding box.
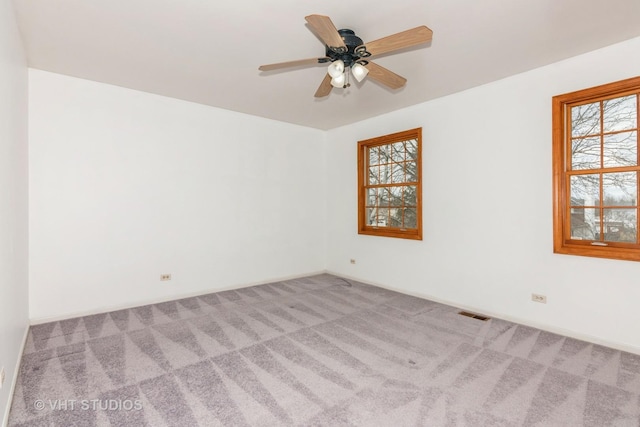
[323,28,370,88]
[259,14,433,98]
[327,59,345,78]
[330,70,347,88]
[351,62,369,82]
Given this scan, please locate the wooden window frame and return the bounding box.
[552,76,640,261]
[357,128,423,240]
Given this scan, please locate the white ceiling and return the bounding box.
[11,0,640,130]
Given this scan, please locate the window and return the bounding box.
[553,76,640,261]
[358,128,422,240]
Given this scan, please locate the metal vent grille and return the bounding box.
[458,311,490,321]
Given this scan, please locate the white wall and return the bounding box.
[27,35,640,354]
[29,70,326,321]
[0,0,29,423]
[326,36,640,353]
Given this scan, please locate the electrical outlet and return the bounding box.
[160,274,172,281]
[350,259,356,264]
[531,293,547,304]
[0,366,5,388]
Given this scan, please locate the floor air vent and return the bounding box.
[458,311,490,321]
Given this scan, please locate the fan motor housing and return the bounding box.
[326,29,367,67]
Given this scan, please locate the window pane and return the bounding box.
[389,208,402,227]
[571,137,600,170]
[379,187,391,206]
[403,185,417,207]
[379,163,391,184]
[366,188,377,207]
[368,166,379,185]
[570,208,597,240]
[405,161,418,182]
[391,162,404,183]
[406,138,418,161]
[603,172,637,206]
[389,186,403,206]
[603,131,637,167]
[603,208,637,243]
[404,208,417,229]
[369,146,379,166]
[570,174,600,206]
[377,208,389,227]
[603,95,637,133]
[366,208,377,226]
[571,101,600,137]
[391,142,405,162]
[379,144,390,164]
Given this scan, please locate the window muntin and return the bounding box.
[358,128,422,240]
[553,77,640,261]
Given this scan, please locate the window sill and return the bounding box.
[554,241,640,262]
[358,227,422,240]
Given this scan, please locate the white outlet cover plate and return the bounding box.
[531,293,547,303]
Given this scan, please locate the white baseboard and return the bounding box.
[29,268,640,355]
[326,270,640,356]
[29,270,327,325]
[2,324,29,427]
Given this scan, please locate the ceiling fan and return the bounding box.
[258,14,433,98]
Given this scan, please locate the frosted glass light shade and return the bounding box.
[327,60,345,78]
[330,72,346,88]
[351,63,369,82]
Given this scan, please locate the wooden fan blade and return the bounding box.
[259,57,329,72]
[305,14,346,52]
[314,73,333,98]
[365,62,407,89]
[360,26,433,57]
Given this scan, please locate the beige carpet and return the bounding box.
[8,274,640,426]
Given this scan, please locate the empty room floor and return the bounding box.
[7,274,640,426]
